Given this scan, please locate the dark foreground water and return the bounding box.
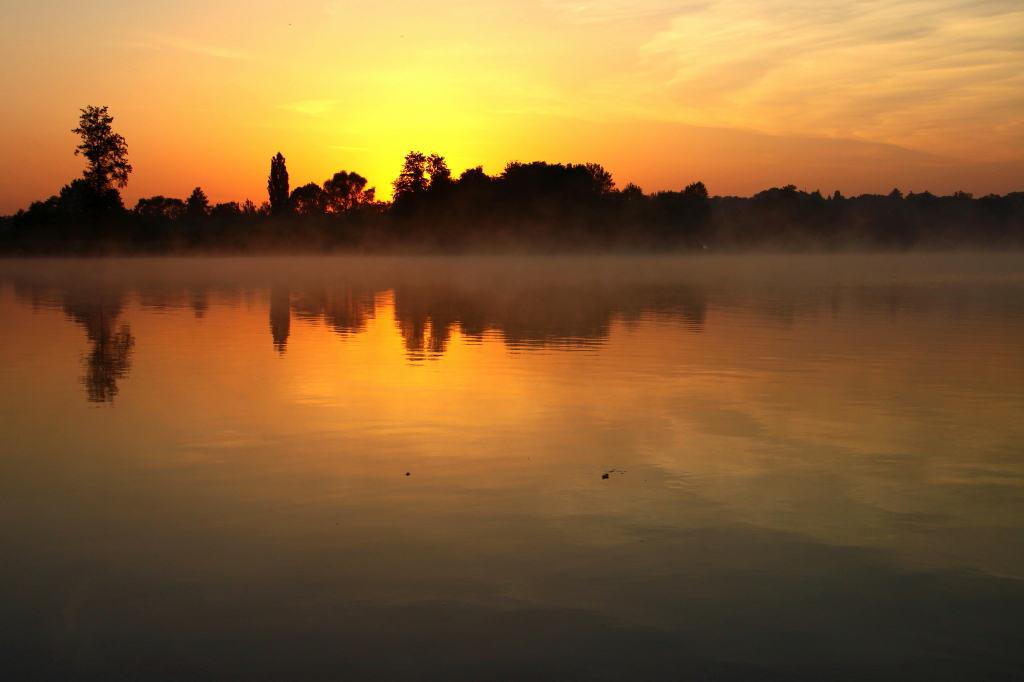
[1,254,1022,681]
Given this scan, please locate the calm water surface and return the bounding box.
[1,254,1023,681]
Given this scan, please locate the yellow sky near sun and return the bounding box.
[0,0,1021,212]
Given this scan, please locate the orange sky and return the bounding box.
[1,0,1022,213]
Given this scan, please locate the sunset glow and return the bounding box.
[2,0,1022,213]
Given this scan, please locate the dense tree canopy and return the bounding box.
[290,183,326,215]
[392,152,430,205]
[323,171,375,212]
[135,196,186,220]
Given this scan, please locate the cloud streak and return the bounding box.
[161,38,251,60]
[544,0,709,24]
[634,0,1024,159]
[278,100,338,115]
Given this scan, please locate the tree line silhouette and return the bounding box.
[2,106,1023,252]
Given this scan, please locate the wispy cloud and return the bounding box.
[161,38,251,60]
[544,0,708,24]
[278,100,338,115]
[329,145,408,154]
[634,0,1024,158]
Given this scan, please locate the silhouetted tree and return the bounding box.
[684,181,708,200]
[393,152,429,202]
[268,153,291,214]
[291,183,326,215]
[584,163,615,194]
[186,187,210,218]
[72,106,132,193]
[644,181,712,245]
[323,171,375,212]
[135,196,186,220]
[427,154,451,190]
[621,183,644,200]
[210,202,242,219]
[58,178,124,214]
[498,161,615,201]
[458,166,491,188]
[494,161,617,234]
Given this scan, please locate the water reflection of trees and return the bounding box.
[291,288,377,337]
[390,284,707,361]
[7,273,710,399]
[63,293,135,403]
[270,287,291,353]
[270,287,379,354]
[6,256,1019,406]
[263,282,708,360]
[393,286,482,360]
[13,284,135,403]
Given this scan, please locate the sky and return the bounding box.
[1,0,1022,212]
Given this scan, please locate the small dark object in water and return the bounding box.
[405,472,410,476]
[602,473,609,479]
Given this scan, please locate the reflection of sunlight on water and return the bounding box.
[1,255,1023,679]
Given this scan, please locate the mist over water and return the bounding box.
[1,253,1023,681]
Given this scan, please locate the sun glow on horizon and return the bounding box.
[1,0,1022,213]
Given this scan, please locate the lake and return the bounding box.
[1,253,1022,681]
